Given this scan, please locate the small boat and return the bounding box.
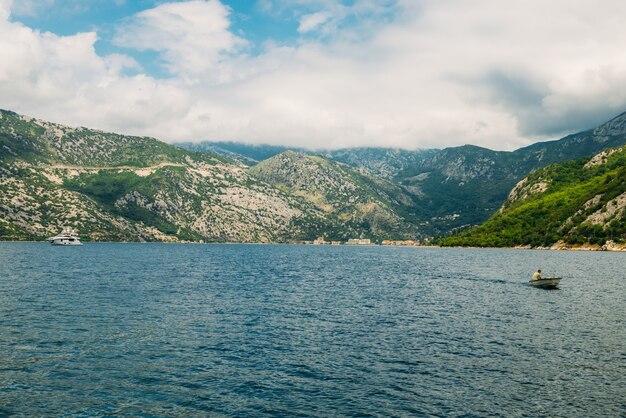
[529,277,561,289]
[48,227,82,246]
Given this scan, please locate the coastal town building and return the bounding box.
[346,238,371,245]
[313,236,328,245]
[381,240,420,246]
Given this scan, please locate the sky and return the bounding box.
[1,0,626,150]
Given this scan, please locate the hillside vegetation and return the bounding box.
[440,146,626,248]
[3,108,626,244]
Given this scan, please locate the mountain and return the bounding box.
[3,108,625,242]
[440,145,626,249]
[0,110,338,242]
[176,113,626,234]
[391,112,626,231]
[517,112,626,163]
[321,148,438,179]
[176,142,437,179]
[176,141,294,165]
[248,151,425,240]
[0,110,431,242]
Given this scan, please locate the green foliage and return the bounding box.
[440,147,626,248]
[65,171,143,205]
[64,169,190,239]
[0,218,34,241]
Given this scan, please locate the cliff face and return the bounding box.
[441,145,626,248]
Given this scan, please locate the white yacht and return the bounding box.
[48,227,82,246]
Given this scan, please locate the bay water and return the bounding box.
[0,243,624,416]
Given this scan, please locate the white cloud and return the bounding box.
[0,0,12,19]
[0,4,190,136]
[2,0,626,150]
[298,12,331,33]
[279,0,396,38]
[113,0,247,78]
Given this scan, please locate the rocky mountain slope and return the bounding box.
[248,151,424,240]
[322,148,438,179]
[178,113,626,234]
[440,145,626,249]
[0,110,340,242]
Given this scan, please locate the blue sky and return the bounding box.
[10,1,393,77]
[12,1,323,39]
[2,0,626,150]
[11,1,306,76]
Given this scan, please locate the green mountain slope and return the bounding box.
[249,151,425,240]
[440,146,626,248]
[0,110,223,168]
[395,113,626,232]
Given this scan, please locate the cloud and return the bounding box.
[275,0,397,38]
[113,0,246,77]
[1,0,626,151]
[298,12,331,33]
[0,3,189,136]
[0,0,11,19]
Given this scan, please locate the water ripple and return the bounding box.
[0,243,624,416]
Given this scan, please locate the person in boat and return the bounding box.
[531,269,542,281]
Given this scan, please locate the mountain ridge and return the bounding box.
[0,110,322,242]
[249,150,424,240]
[0,109,425,242]
[2,108,626,243]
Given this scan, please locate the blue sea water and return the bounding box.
[0,243,624,417]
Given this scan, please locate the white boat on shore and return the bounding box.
[48,227,82,246]
[529,277,561,289]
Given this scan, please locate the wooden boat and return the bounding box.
[529,277,561,289]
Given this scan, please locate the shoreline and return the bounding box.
[1,240,625,251]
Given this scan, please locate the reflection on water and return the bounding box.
[0,243,624,416]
